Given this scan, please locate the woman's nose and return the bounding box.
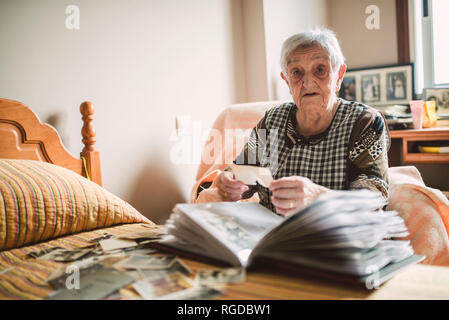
[302,73,313,88]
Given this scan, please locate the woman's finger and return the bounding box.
[218,185,248,201]
[221,175,247,189]
[271,187,301,200]
[222,184,248,192]
[269,176,305,191]
[271,196,297,210]
[217,183,248,195]
[218,187,232,201]
[216,172,245,190]
[228,193,242,202]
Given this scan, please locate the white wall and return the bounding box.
[241,0,269,102]
[0,0,240,223]
[263,0,328,101]
[327,0,398,69]
[262,0,399,99]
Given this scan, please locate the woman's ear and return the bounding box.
[335,64,347,91]
[281,72,294,96]
[280,72,289,85]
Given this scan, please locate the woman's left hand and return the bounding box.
[269,176,330,216]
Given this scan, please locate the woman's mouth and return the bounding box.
[302,92,319,98]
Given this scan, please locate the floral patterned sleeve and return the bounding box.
[347,109,391,201]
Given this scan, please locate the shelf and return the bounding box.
[389,127,449,164]
[390,126,449,139]
[403,153,449,163]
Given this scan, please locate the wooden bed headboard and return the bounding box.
[0,98,102,186]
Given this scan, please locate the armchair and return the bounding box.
[191,100,449,266]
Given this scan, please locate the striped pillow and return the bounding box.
[0,159,152,250]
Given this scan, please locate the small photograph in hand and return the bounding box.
[229,164,273,187]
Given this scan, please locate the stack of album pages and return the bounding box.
[161,190,424,285]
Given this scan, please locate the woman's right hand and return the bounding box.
[212,170,249,202]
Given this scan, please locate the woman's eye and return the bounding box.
[316,66,327,76]
[290,70,302,80]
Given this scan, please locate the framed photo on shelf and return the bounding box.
[339,63,414,107]
[422,87,449,115]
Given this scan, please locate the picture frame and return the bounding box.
[422,87,449,116]
[339,63,414,107]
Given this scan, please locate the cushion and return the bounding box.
[192,100,284,203]
[0,159,152,250]
[387,166,449,266]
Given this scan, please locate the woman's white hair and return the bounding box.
[280,28,345,75]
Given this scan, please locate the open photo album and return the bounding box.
[161,189,424,286]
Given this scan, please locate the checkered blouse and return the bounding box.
[233,98,390,212]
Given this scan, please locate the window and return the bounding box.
[413,0,449,95]
[431,0,449,85]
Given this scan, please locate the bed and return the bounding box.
[0,98,154,299]
[2,98,449,300]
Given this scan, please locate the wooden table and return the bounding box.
[180,257,449,300]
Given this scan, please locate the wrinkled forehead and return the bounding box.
[286,45,331,67]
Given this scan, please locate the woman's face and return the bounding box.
[281,46,345,114]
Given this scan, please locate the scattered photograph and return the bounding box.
[132,272,194,299]
[118,227,167,241]
[114,254,176,270]
[37,247,93,262]
[159,286,223,300]
[88,233,114,243]
[99,238,138,252]
[196,267,245,285]
[47,263,104,289]
[46,268,134,300]
[27,246,64,259]
[137,259,193,280]
[127,247,158,256]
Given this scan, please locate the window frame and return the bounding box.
[413,0,449,96]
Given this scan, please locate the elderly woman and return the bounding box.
[203,28,390,215]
